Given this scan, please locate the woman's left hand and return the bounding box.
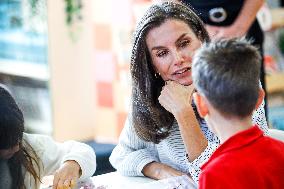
[158,81,195,116]
[52,160,81,189]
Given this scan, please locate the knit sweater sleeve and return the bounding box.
[109,117,159,176]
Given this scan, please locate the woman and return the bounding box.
[109,2,267,183]
[0,85,96,189]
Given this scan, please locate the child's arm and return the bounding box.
[52,160,81,189]
[23,133,96,185]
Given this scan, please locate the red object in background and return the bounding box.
[96,82,114,108]
[264,55,278,74]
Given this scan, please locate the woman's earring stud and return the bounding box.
[155,73,160,78]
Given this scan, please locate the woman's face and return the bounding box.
[146,19,202,86]
[0,144,20,160]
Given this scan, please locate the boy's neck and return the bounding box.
[208,113,253,144]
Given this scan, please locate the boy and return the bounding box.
[192,38,284,189]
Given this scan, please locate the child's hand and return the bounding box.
[52,160,81,189]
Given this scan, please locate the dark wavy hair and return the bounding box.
[0,85,41,189]
[130,2,210,143]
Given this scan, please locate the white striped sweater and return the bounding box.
[109,104,268,183]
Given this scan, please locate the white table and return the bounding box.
[41,172,197,189]
[91,172,197,189]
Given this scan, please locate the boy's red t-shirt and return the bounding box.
[199,125,284,189]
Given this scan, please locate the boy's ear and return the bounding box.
[255,88,265,110]
[193,92,209,118]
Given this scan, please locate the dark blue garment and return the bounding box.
[182,0,263,46]
[183,0,244,26]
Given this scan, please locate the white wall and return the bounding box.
[48,0,96,142]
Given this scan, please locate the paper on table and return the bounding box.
[136,175,197,189]
[90,172,155,189]
[90,174,197,189]
[41,174,196,189]
[40,177,96,189]
[41,172,197,189]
